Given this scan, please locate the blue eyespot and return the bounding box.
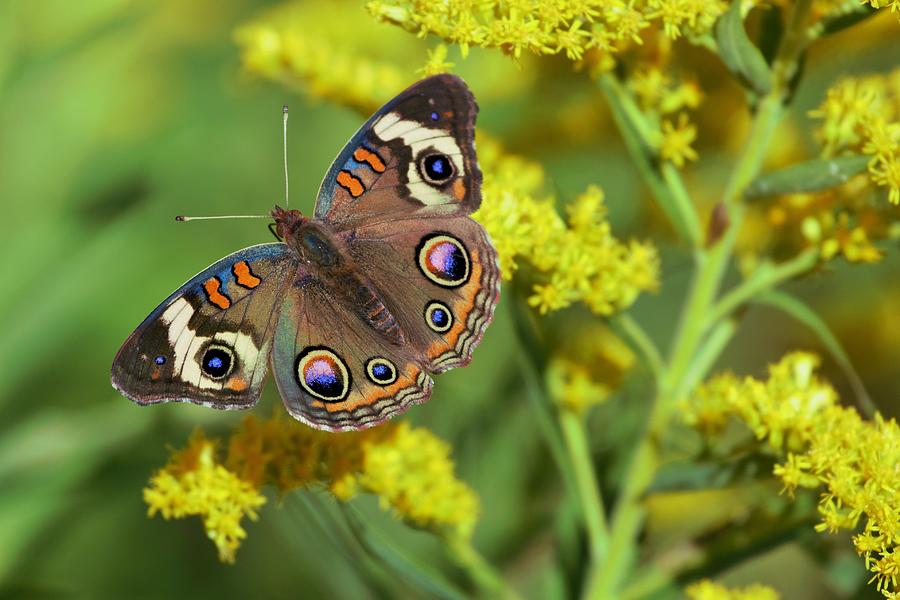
[306,366,340,396]
[422,154,453,182]
[425,301,454,333]
[417,234,470,287]
[154,355,166,365]
[296,347,350,401]
[366,358,397,385]
[430,111,439,121]
[201,345,234,379]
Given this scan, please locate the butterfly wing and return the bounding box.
[111,244,296,409]
[315,74,482,228]
[268,215,498,432]
[270,281,433,431]
[348,215,501,374]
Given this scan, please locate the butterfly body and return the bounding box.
[274,206,405,344]
[112,75,500,431]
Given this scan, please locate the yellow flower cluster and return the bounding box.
[685,353,900,598]
[685,579,781,600]
[628,66,703,116]
[810,68,900,204]
[546,322,636,414]
[660,111,700,168]
[351,422,480,539]
[628,66,703,168]
[234,1,417,114]
[144,415,479,562]
[775,409,900,597]
[143,431,267,563]
[682,352,836,450]
[474,136,660,315]
[367,0,729,64]
[737,185,886,272]
[861,0,900,17]
[801,207,883,263]
[738,69,900,269]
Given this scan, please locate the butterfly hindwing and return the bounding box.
[270,281,433,431]
[315,74,482,227]
[347,215,501,374]
[111,243,295,409]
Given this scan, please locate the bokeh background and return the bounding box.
[1,0,899,598]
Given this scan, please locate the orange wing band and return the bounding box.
[203,277,232,309]
[353,147,386,173]
[336,170,365,198]
[232,261,261,289]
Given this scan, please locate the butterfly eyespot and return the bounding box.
[154,355,166,366]
[366,358,398,386]
[419,153,454,184]
[425,301,454,333]
[201,344,235,380]
[417,233,470,288]
[429,111,440,121]
[296,347,350,402]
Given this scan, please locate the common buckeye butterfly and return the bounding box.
[111,75,500,431]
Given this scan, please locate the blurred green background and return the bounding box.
[1,0,898,598]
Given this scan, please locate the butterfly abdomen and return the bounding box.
[281,214,406,345]
[348,277,405,345]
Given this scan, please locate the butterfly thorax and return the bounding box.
[272,206,406,345]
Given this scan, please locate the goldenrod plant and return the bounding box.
[2,0,899,598]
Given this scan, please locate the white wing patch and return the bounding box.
[373,111,464,206]
[161,297,262,390]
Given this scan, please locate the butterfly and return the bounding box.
[110,74,500,432]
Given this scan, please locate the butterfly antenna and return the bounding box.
[176,107,291,223]
[175,215,270,222]
[283,104,289,208]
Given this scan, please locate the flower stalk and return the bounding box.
[559,408,610,564]
[445,535,523,600]
[586,1,816,597]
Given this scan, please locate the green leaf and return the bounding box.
[757,5,784,64]
[597,75,703,248]
[817,4,879,37]
[744,154,870,200]
[648,457,766,494]
[715,0,774,96]
[340,505,469,600]
[754,290,876,417]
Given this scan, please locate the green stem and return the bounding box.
[674,318,738,403]
[510,279,610,576]
[336,502,469,600]
[510,281,585,527]
[586,1,815,597]
[613,313,664,384]
[445,535,522,600]
[622,516,818,600]
[705,249,819,330]
[583,440,656,599]
[559,409,610,563]
[597,73,703,248]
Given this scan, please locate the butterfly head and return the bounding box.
[271,205,307,240]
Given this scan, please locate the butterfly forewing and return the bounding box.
[111,243,295,409]
[315,74,482,227]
